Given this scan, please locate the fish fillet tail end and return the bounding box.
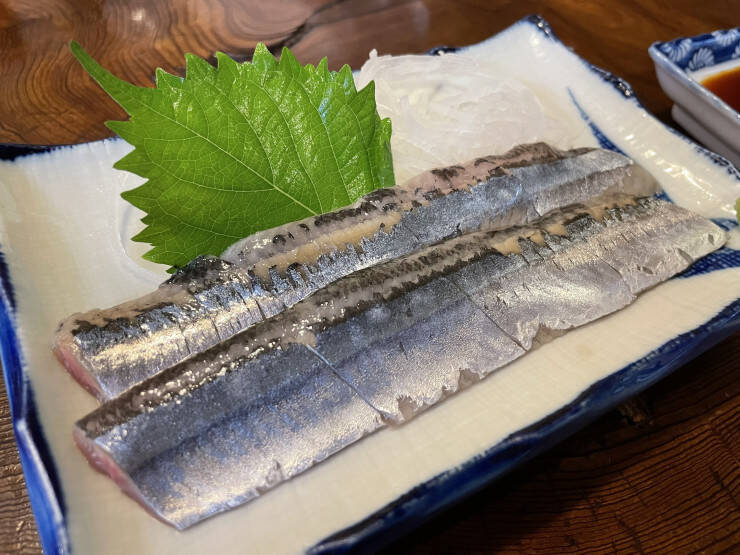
[53,331,105,401]
[72,426,180,529]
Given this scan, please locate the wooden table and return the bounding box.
[0,1,738,552]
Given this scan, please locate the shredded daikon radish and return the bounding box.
[356,50,571,183]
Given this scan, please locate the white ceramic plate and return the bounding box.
[1,16,739,555]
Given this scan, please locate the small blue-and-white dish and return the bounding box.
[650,28,740,167]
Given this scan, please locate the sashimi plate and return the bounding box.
[1,15,739,555]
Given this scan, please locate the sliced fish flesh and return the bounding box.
[74,197,724,529]
[55,143,658,400]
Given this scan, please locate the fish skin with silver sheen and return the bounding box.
[74,197,724,529]
[54,143,659,401]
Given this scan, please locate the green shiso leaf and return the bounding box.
[70,41,394,269]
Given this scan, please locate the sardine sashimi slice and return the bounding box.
[55,143,659,401]
[74,197,724,529]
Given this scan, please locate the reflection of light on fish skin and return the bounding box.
[131,8,145,22]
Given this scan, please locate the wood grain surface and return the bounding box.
[0,0,738,552]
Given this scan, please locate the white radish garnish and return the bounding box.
[356,49,570,182]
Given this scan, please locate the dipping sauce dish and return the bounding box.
[650,28,740,167]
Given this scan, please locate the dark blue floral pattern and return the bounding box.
[657,26,740,70]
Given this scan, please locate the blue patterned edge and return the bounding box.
[0,14,738,555]
[653,27,740,72]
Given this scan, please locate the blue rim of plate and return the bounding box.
[0,14,738,555]
[0,251,69,551]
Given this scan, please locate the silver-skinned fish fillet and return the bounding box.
[73,197,724,529]
[55,143,658,400]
